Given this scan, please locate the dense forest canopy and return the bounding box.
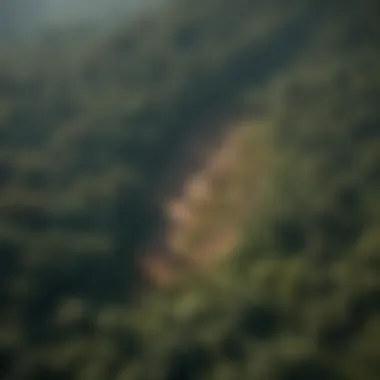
[0,0,379,379]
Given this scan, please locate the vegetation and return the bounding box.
[0,0,379,379]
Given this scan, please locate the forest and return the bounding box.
[0,0,379,379]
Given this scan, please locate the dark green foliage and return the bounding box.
[279,359,342,380]
[240,303,280,340]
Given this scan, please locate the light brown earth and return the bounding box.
[140,117,272,288]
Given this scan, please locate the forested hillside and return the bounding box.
[0,0,379,379]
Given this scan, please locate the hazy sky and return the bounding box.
[45,0,145,26]
[0,0,161,42]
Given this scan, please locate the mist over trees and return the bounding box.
[0,0,48,40]
[0,0,155,45]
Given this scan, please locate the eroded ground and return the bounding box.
[141,118,272,287]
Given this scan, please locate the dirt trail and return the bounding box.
[140,116,270,288]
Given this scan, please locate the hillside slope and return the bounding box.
[142,118,272,287]
[0,0,379,379]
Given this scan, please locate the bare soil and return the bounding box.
[140,115,270,288]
